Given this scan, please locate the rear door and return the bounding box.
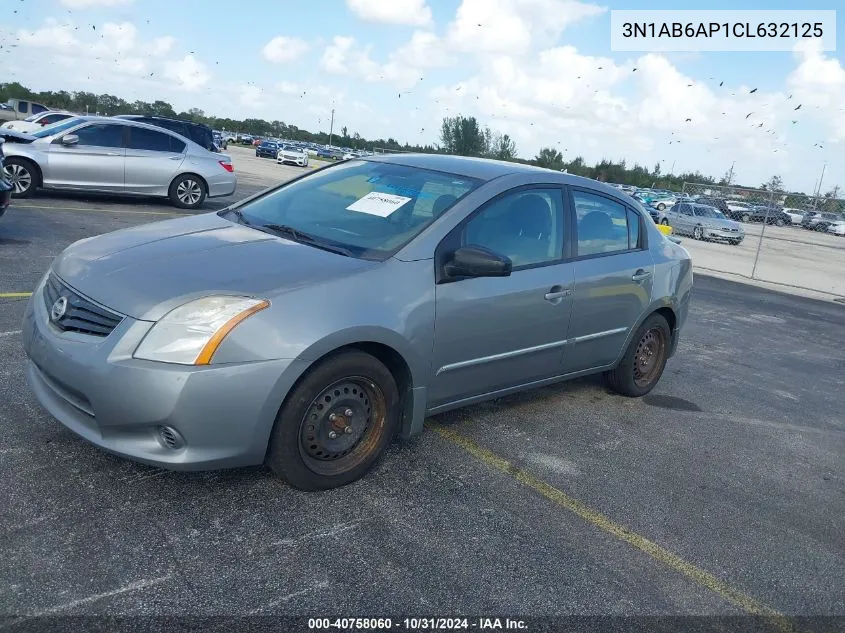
[44,122,126,192]
[124,126,186,196]
[563,188,654,374]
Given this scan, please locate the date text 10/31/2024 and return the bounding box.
[308,618,528,630]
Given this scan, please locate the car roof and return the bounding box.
[364,152,578,182]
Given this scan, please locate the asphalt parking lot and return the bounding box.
[1,149,843,630]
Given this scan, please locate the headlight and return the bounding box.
[134,296,269,365]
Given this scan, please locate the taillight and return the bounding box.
[219,161,234,173]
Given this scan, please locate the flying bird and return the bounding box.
[757,123,763,127]
[719,81,724,86]
[685,118,692,122]
[745,112,753,119]
[794,104,802,110]
[632,67,637,72]
[792,120,797,124]
[750,88,758,93]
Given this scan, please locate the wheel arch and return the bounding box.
[170,171,209,195]
[5,155,43,188]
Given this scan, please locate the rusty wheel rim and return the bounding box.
[633,328,666,388]
[298,376,387,476]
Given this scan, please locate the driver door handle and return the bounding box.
[632,269,652,282]
[544,289,572,301]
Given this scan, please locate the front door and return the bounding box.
[430,187,575,408]
[563,188,654,373]
[45,122,126,193]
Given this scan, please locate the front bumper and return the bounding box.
[703,228,743,241]
[278,155,307,166]
[22,275,308,470]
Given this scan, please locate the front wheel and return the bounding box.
[169,174,207,210]
[266,351,400,491]
[693,226,704,240]
[4,157,37,198]
[742,214,751,223]
[657,203,666,211]
[660,218,669,226]
[605,313,670,397]
[775,218,785,227]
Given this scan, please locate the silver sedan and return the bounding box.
[2,116,236,209]
[22,154,692,490]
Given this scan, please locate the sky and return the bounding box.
[1,0,844,194]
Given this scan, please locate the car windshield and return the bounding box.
[23,113,42,122]
[31,117,88,138]
[229,160,481,260]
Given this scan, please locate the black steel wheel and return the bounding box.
[605,313,671,397]
[267,351,400,490]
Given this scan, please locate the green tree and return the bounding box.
[535,147,563,170]
[440,115,487,156]
[761,174,784,192]
[488,133,517,161]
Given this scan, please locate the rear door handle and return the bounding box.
[168,156,182,161]
[105,152,121,156]
[632,269,652,282]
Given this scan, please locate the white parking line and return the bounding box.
[0,330,22,338]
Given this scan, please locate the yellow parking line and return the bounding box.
[0,292,32,298]
[12,204,186,217]
[428,422,793,632]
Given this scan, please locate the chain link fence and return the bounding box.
[674,182,845,298]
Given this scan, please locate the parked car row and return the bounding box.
[0,115,236,211]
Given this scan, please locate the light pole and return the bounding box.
[328,108,335,148]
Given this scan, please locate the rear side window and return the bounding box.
[627,209,641,249]
[128,127,185,153]
[573,190,638,256]
[17,101,28,113]
[32,104,48,114]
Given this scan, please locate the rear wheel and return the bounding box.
[775,218,785,227]
[742,214,751,223]
[660,218,669,226]
[605,313,670,397]
[4,157,38,198]
[657,203,666,211]
[266,351,400,490]
[169,174,207,210]
[693,226,704,240]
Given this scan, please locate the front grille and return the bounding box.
[43,274,123,337]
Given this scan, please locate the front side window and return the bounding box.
[71,123,125,148]
[463,188,564,268]
[233,160,480,260]
[573,190,637,256]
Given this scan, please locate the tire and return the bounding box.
[168,174,207,210]
[775,218,785,227]
[742,214,751,223]
[660,218,669,226]
[693,225,704,240]
[266,351,400,491]
[604,313,671,397]
[815,224,826,232]
[4,157,38,198]
[657,203,666,211]
[729,240,741,246]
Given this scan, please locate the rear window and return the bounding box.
[127,126,186,153]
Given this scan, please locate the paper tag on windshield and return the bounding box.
[346,191,411,217]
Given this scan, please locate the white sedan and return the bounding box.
[827,220,845,236]
[782,208,804,225]
[1,111,75,133]
[276,144,309,167]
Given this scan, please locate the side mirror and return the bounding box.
[61,134,79,146]
[443,245,512,280]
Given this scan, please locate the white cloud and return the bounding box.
[346,0,432,27]
[447,0,606,55]
[320,36,379,78]
[17,20,79,50]
[162,55,211,91]
[150,36,177,57]
[262,36,309,64]
[60,0,133,7]
[787,42,845,142]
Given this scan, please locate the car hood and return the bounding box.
[52,213,376,321]
[701,218,742,230]
[0,128,36,143]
